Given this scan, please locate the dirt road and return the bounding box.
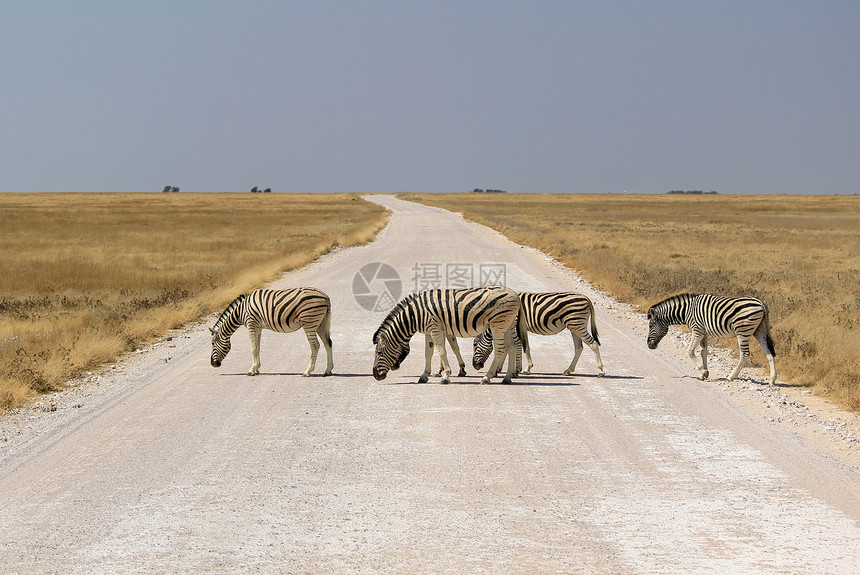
[2,195,860,573]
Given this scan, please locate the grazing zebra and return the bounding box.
[646,293,776,385]
[473,292,605,377]
[373,286,521,384]
[210,288,333,377]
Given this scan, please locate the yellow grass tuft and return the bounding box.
[400,192,860,412]
[0,192,388,412]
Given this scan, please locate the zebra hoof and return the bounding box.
[247,370,259,376]
[480,377,490,385]
[302,372,311,377]
[458,369,467,377]
[323,370,332,377]
[418,375,429,384]
[440,377,450,384]
[501,377,513,385]
[563,370,574,376]
[701,371,709,380]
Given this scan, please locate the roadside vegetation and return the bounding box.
[400,193,860,412]
[0,193,388,412]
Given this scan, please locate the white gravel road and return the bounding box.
[2,195,860,574]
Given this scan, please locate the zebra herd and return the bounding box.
[210,286,777,385]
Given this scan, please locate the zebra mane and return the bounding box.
[212,293,247,333]
[648,293,697,316]
[373,293,418,344]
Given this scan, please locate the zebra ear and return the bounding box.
[209,327,215,334]
[646,308,654,319]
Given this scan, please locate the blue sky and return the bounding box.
[2,1,858,194]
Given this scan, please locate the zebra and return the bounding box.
[373,286,521,384]
[473,292,605,377]
[646,293,776,384]
[210,287,333,377]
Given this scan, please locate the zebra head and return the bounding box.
[372,330,409,381]
[472,329,493,370]
[646,307,669,349]
[209,327,232,367]
[372,294,419,380]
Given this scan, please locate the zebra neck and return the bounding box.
[214,298,246,337]
[660,294,693,324]
[391,300,419,343]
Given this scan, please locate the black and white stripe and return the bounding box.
[647,293,776,384]
[210,288,333,376]
[373,286,520,384]
[473,292,604,377]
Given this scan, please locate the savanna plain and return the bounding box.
[0,193,387,412]
[401,193,860,412]
[3,192,859,417]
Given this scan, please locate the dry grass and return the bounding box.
[0,193,388,412]
[400,193,860,412]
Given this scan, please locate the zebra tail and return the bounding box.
[589,300,601,346]
[762,307,776,357]
[322,305,333,348]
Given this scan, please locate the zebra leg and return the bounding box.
[515,341,522,376]
[701,336,709,380]
[431,335,463,376]
[563,332,584,375]
[447,334,467,377]
[572,324,605,377]
[484,329,510,379]
[521,330,533,374]
[247,324,262,376]
[728,335,751,382]
[688,333,708,380]
[319,310,333,376]
[501,327,516,384]
[431,330,453,384]
[431,334,443,377]
[482,330,507,384]
[753,324,777,385]
[590,341,605,377]
[418,333,433,383]
[302,327,321,377]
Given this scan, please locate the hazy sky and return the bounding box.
[2,1,858,194]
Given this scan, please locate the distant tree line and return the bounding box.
[472,188,508,194]
[667,190,718,195]
[161,186,274,193]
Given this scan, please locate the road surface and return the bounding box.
[2,195,860,573]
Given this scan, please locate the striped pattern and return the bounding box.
[647,293,776,384]
[473,292,604,376]
[373,286,520,384]
[210,288,333,376]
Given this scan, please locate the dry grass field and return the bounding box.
[0,193,388,412]
[400,193,860,412]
